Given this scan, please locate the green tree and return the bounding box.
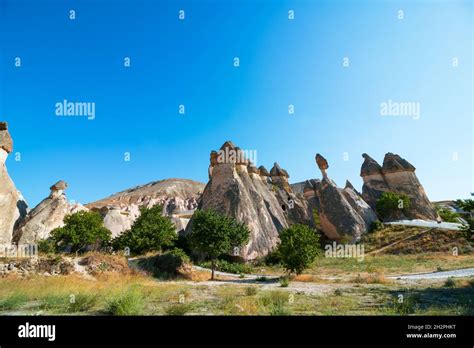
[112,205,177,255]
[49,211,111,253]
[455,199,474,212]
[376,192,410,219]
[277,224,320,275]
[189,210,250,280]
[435,205,461,223]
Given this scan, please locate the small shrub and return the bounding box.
[392,295,417,315]
[279,276,290,288]
[334,288,343,296]
[38,238,56,254]
[444,277,456,288]
[269,303,291,316]
[106,291,144,316]
[255,276,268,282]
[277,224,321,275]
[67,294,98,313]
[376,192,410,219]
[154,248,190,278]
[370,220,384,233]
[436,206,461,223]
[259,292,291,315]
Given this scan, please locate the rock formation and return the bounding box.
[360,153,437,220]
[86,178,205,237]
[13,181,87,244]
[304,154,376,242]
[0,122,28,245]
[185,141,312,261]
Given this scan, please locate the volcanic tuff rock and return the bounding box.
[0,122,28,245]
[304,154,376,242]
[186,141,312,261]
[86,178,205,237]
[13,181,88,244]
[360,153,437,221]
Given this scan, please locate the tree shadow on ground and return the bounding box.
[387,285,474,315]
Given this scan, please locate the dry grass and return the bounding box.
[352,272,391,284]
[292,274,328,283]
[80,253,133,275]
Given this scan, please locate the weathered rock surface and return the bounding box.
[361,153,437,221]
[0,122,28,245]
[13,181,88,244]
[87,178,205,237]
[304,154,376,242]
[342,181,378,229]
[186,141,312,261]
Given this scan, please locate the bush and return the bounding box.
[444,277,456,288]
[38,238,56,254]
[189,210,250,280]
[277,224,321,275]
[376,192,410,219]
[455,199,474,212]
[279,276,290,287]
[436,206,461,223]
[370,220,384,233]
[155,249,190,278]
[112,205,177,255]
[49,211,111,253]
[67,294,98,313]
[106,291,144,316]
[392,295,417,315]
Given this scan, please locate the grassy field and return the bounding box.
[1,224,473,316]
[0,267,473,316]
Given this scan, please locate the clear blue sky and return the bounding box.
[1,0,472,207]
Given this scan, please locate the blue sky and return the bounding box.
[1,0,472,206]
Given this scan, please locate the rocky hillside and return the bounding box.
[0,122,28,245]
[360,153,437,220]
[185,141,313,261]
[86,178,205,236]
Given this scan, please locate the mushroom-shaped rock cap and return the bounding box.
[248,163,259,174]
[315,154,329,171]
[219,140,236,151]
[382,153,416,174]
[360,153,382,177]
[258,165,270,176]
[50,180,68,191]
[270,162,289,178]
[0,121,13,153]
